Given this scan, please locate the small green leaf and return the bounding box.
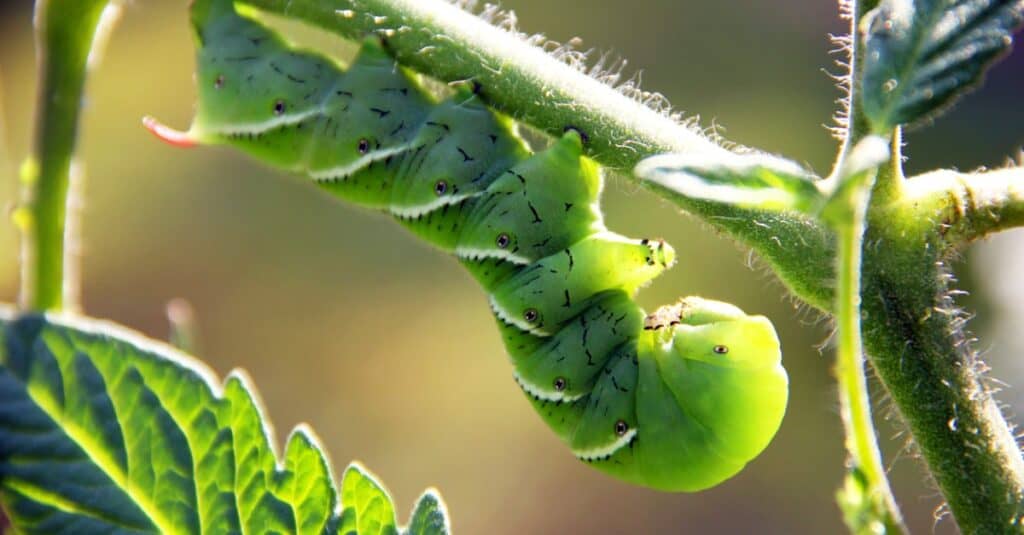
[820,136,890,226]
[636,151,824,214]
[834,136,892,183]
[861,0,1024,131]
[0,306,451,535]
[340,464,398,535]
[406,490,450,535]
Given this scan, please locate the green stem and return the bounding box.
[830,171,906,534]
[899,165,1024,249]
[860,209,1024,531]
[240,0,730,172]
[19,0,115,311]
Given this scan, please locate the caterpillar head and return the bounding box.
[560,298,787,494]
[645,297,781,369]
[619,299,787,491]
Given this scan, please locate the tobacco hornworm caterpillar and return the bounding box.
[146,0,788,492]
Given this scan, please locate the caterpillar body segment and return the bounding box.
[487,233,674,337]
[389,96,530,218]
[510,291,642,403]
[455,133,604,266]
[569,343,641,456]
[148,0,789,492]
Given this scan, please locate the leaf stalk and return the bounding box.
[18,0,118,311]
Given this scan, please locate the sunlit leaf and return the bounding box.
[405,490,450,535]
[820,136,891,225]
[0,306,450,535]
[339,464,398,535]
[861,0,1024,131]
[835,136,892,182]
[636,151,824,214]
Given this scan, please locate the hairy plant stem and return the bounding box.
[900,165,1024,248]
[860,205,1024,531]
[243,0,1024,530]
[240,0,730,171]
[844,0,1024,529]
[858,125,1024,532]
[826,157,906,534]
[19,0,116,311]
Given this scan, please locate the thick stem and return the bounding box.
[240,0,729,172]
[841,0,1024,529]
[861,209,1024,531]
[19,0,114,311]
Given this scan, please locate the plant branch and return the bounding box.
[898,165,1024,249]
[846,1,1024,529]
[835,219,906,535]
[18,0,119,311]
[823,141,906,534]
[859,209,1024,531]
[240,0,731,172]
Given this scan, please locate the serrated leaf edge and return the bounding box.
[0,304,448,535]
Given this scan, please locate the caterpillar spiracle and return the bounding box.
[146,0,789,492]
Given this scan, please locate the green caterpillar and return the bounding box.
[145,0,788,492]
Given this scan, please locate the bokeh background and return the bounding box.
[1,1,1022,533]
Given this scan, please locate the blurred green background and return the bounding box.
[1,1,1022,533]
